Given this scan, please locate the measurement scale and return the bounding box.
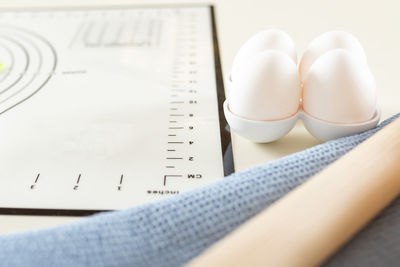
[0,5,232,216]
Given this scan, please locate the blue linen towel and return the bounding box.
[0,114,399,267]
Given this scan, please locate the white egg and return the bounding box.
[299,31,367,82]
[229,51,301,121]
[302,49,376,124]
[231,29,297,81]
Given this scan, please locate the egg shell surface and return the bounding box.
[302,49,376,124]
[231,29,297,81]
[299,31,367,82]
[229,51,301,121]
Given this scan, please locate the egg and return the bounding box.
[302,49,376,124]
[229,51,301,121]
[299,31,367,82]
[231,29,297,81]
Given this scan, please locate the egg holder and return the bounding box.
[224,73,381,143]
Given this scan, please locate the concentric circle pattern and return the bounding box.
[0,25,56,115]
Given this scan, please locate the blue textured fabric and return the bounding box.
[0,114,399,267]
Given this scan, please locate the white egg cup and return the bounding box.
[224,73,381,143]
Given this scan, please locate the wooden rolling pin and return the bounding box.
[187,116,400,267]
